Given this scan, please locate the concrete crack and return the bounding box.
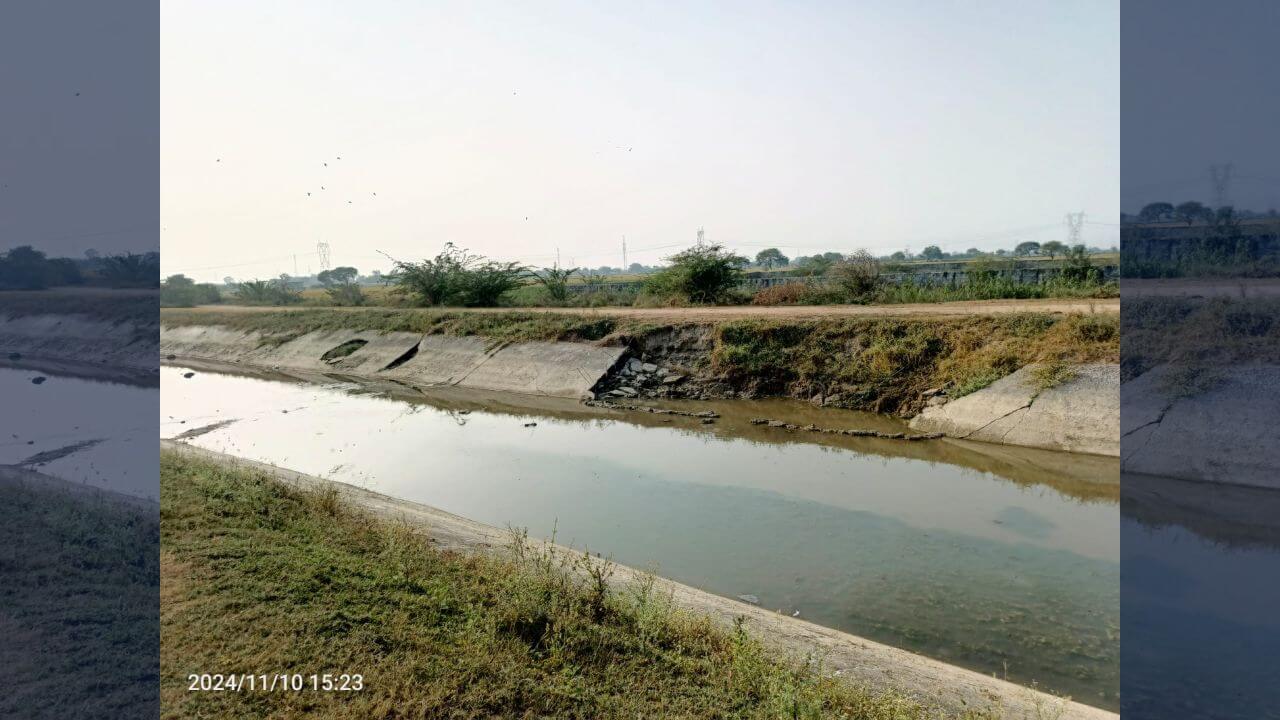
[961,395,1035,440]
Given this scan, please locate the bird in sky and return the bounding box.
[323,162,328,167]
[74,91,80,96]
[306,192,311,196]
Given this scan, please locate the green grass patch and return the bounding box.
[160,451,989,719]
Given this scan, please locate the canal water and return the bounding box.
[160,363,1120,708]
[1122,473,1280,718]
[0,365,158,500]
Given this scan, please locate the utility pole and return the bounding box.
[1210,163,1234,208]
[622,236,627,268]
[293,254,298,275]
[556,247,561,269]
[1065,212,1085,246]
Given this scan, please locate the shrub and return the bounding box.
[829,250,881,300]
[234,277,301,305]
[161,274,221,307]
[751,283,812,305]
[643,244,747,304]
[387,244,527,307]
[99,252,161,288]
[532,266,578,304]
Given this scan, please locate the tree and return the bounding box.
[965,248,982,257]
[317,266,364,305]
[1013,241,1042,257]
[919,245,945,260]
[1175,201,1210,225]
[1039,241,1066,259]
[0,246,51,290]
[644,244,747,303]
[754,248,789,269]
[1138,202,1174,223]
[889,251,907,261]
[162,274,221,307]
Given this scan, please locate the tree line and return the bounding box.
[0,246,159,291]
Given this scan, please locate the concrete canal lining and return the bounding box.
[909,363,1120,457]
[1121,364,1280,489]
[159,325,624,399]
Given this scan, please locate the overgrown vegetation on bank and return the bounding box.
[161,307,1118,414]
[160,451,988,720]
[709,313,1118,413]
[0,473,159,720]
[1122,297,1280,385]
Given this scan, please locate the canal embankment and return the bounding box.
[161,307,1119,455]
[1,289,158,384]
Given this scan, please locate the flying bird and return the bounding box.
[323,162,328,167]
[74,91,80,96]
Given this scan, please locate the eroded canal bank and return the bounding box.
[160,362,1119,711]
[160,307,1120,455]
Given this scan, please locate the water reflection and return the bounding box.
[1122,473,1280,719]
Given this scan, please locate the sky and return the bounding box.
[1,1,158,258]
[1122,0,1280,214]
[161,0,1119,282]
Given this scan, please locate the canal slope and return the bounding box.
[161,307,1119,455]
[160,440,1114,720]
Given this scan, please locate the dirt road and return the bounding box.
[182,297,1118,321]
[1121,278,1280,298]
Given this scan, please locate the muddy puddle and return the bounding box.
[1,366,158,499]
[161,363,1120,708]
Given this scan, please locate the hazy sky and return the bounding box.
[1122,0,1280,214]
[162,0,1118,282]
[2,1,158,258]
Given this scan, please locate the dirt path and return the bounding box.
[1121,278,1280,298]
[182,297,1118,321]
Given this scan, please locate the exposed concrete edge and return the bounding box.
[909,364,1119,457]
[161,440,1115,720]
[1121,364,1280,489]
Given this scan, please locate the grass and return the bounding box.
[0,288,159,327]
[161,308,629,347]
[1122,296,1280,381]
[710,313,1118,413]
[0,473,159,719]
[160,451,990,719]
[161,307,1118,415]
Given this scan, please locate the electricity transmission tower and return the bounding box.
[1210,163,1234,208]
[696,227,706,246]
[1065,212,1085,246]
[316,242,331,270]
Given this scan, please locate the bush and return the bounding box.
[234,277,301,305]
[99,252,161,288]
[388,244,527,307]
[643,244,747,304]
[751,283,813,305]
[161,274,221,307]
[829,250,881,300]
[532,266,577,304]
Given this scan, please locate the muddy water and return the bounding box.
[161,364,1120,708]
[0,366,157,499]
